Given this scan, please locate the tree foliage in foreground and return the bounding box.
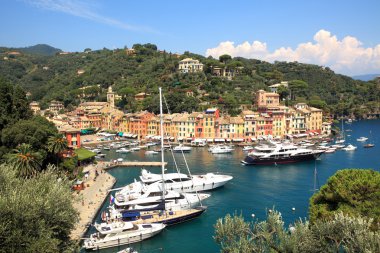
[214,210,380,253]
[309,169,380,229]
[0,164,79,253]
[5,143,42,178]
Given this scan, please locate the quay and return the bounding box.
[105,161,167,169]
[70,163,116,241]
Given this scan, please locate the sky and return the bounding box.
[1,0,380,76]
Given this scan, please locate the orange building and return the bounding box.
[59,126,81,149]
[129,111,154,139]
[256,90,280,111]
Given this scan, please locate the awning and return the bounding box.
[226,139,231,142]
[207,138,213,142]
[232,138,244,142]
[250,137,256,141]
[177,137,184,140]
[214,138,225,142]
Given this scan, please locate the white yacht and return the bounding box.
[342,144,357,151]
[114,189,210,212]
[173,144,192,152]
[210,145,234,154]
[83,222,165,250]
[357,137,368,142]
[242,141,323,165]
[115,169,232,197]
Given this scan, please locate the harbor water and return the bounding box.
[84,119,380,253]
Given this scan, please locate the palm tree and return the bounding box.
[47,134,68,155]
[6,143,42,178]
[47,134,68,168]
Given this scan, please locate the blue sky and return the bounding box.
[1,0,380,75]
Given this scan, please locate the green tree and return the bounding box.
[215,210,380,253]
[5,143,42,178]
[0,163,79,252]
[47,134,68,155]
[1,116,58,162]
[289,79,308,100]
[219,54,232,64]
[309,169,380,229]
[47,133,68,168]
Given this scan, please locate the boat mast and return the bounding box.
[313,160,319,192]
[159,87,166,210]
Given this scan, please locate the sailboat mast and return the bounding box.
[159,87,166,209]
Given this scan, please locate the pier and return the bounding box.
[70,164,116,241]
[105,161,167,169]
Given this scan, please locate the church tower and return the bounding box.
[107,86,115,109]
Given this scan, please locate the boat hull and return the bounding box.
[158,206,206,226]
[84,225,164,251]
[241,153,322,165]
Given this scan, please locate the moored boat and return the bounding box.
[241,141,323,165]
[83,222,165,250]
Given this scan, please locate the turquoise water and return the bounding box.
[85,120,380,253]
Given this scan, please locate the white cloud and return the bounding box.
[24,0,157,33]
[205,30,380,75]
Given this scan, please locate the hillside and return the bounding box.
[0,44,379,118]
[0,44,62,56]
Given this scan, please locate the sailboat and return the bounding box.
[335,118,345,144]
[111,88,206,225]
[364,131,375,148]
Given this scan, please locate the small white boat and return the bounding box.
[117,158,123,162]
[242,146,254,152]
[357,137,368,142]
[145,150,159,155]
[173,144,192,152]
[342,144,357,151]
[331,144,345,149]
[131,147,141,151]
[210,145,234,154]
[116,148,130,153]
[335,139,345,144]
[117,247,138,253]
[324,149,336,154]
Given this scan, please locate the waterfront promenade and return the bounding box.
[70,163,116,241]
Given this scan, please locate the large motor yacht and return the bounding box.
[241,142,324,165]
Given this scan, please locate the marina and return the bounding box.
[81,119,380,252]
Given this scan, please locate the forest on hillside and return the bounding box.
[0,44,379,118]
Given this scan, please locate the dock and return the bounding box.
[70,166,116,241]
[105,161,167,169]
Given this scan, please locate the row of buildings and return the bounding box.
[41,87,331,148]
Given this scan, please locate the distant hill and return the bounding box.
[0,43,379,118]
[352,74,380,81]
[18,44,62,56]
